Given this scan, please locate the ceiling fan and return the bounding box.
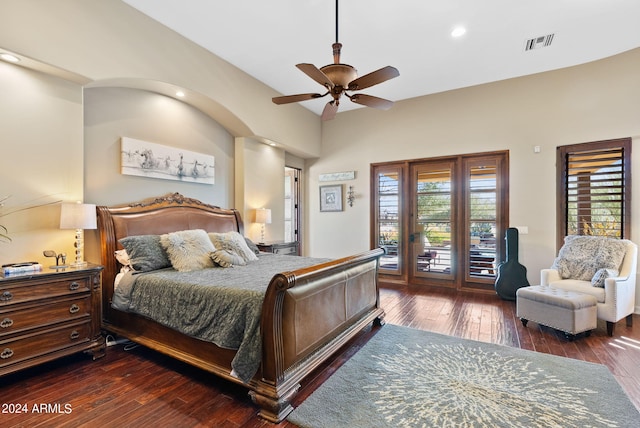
[272,0,399,120]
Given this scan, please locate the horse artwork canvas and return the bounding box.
[120,137,215,184]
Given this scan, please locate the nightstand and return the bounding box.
[0,263,105,376]
[257,241,299,255]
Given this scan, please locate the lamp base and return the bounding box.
[70,261,88,268]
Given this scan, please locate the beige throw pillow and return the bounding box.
[161,229,215,272]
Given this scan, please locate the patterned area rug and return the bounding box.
[288,324,640,428]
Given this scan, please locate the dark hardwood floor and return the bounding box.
[2,286,639,427]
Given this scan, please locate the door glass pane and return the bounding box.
[284,167,299,244]
[378,171,400,271]
[468,165,497,278]
[415,167,452,274]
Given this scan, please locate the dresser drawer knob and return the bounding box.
[69,304,80,314]
[69,282,80,291]
[1,348,14,359]
[0,291,12,301]
[0,318,13,328]
[70,330,80,340]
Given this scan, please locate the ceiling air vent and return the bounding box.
[525,34,554,51]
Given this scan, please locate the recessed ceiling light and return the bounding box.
[0,53,20,63]
[451,27,466,38]
[176,91,185,97]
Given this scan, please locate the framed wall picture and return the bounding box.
[121,137,215,184]
[320,185,343,212]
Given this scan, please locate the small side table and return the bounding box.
[0,263,105,377]
[257,241,299,256]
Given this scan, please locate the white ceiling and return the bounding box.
[123,0,640,116]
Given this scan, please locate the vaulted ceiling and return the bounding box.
[123,0,640,116]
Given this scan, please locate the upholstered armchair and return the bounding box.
[541,236,637,336]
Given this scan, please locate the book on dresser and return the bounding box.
[0,263,105,376]
[2,262,43,276]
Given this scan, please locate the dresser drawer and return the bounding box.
[0,276,90,306]
[273,245,298,255]
[0,320,91,368]
[257,241,299,255]
[0,295,90,337]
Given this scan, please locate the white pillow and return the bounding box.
[160,229,215,272]
[208,231,259,262]
[114,249,132,269]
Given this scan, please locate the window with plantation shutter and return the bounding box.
[557,138,631,249]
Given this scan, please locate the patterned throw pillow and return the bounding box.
[210,249,246,268]
[591,268,619,288]
[244,237,261,255]
[208,231,259,262]
[160,229,215,272]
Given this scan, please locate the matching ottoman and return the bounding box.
[516,285,597,339]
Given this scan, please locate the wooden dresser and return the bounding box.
[257,241,299,255]
[0,264,105,376]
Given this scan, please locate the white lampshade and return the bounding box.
[59,202,96,268]
[60,202,97,230]
[255,208,272,225]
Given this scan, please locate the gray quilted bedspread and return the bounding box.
[112,253,328,383]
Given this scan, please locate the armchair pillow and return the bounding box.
[551,235,627,282]
[591,268,619,288]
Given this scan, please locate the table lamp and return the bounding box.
[60,202,97,267]
[255,208,272,244]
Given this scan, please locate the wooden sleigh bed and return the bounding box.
[97,193,384,422]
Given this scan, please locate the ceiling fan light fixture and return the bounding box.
[319,64,358,88]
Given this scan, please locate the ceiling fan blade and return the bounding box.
[297,63,335,89]
[348,66,399,91]
[349,93,394,110]
[321,101,339,121]
[272,93,325,105]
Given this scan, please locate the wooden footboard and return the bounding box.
[97,194,384,423]
[255,248,385,422]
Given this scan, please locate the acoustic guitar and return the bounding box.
[495,227,529,300]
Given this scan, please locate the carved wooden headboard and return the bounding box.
[96,193,244,319]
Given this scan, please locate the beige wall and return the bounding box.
[1,0,638,311]
[235,138,286,244]
[310,49,640,295]
[0,61,84,266]
[0,0,321,155]
[0,0,313,266]
[83,86,234,208]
